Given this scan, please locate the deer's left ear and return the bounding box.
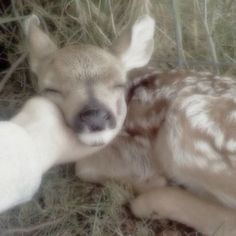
[24,15,58,75]
[111,15,155,72]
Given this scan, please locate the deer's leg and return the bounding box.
[75,136,150,185]
[76,135,166,191]
[130,186,236,236]
[75,148,125,184]
[75,135,134,184]
[76,134,136,184]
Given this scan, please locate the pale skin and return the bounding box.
[0,97,103,213]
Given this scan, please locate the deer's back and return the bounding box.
[126,69,236,206]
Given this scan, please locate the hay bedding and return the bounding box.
[0,0,235,235]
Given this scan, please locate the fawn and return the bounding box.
[26,14,236,235]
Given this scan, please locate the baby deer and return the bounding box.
[24,14,155,147]
[76,59,236,235]
[25,14,236,235]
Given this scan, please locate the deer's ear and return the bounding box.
[24,15,57,74]
[112,15,155,71]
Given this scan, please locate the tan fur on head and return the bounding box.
[25,14,155,147]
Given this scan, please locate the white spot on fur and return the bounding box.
[184,76,198,84]
[194,141,220,161]
[199,71,212,76]
[181,95,207,111]
[167,112,208,168]
[228,111,236,122]
[214,191,236,208]
[226,139,236,152]
[179,86,195,95]
[168,116,186,166]
[196,81,212,93]
[182,96,224,148]
[158,86,176,98]
[221,77,234,85]
[133,86,153,102]
[211,162,227,172]
[194,157,209,168]
[170,69,178,73]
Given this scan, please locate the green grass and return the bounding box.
[0,0,235,235]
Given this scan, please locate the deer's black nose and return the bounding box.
[73,106,116,133]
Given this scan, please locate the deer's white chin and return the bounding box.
[77,128,118,146]
[77,102,127,147]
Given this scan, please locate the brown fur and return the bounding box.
[76,69,236,235]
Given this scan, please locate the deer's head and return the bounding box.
[24,14,155,146]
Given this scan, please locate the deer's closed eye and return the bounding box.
[42,88,62,95]
[113,83,126,90]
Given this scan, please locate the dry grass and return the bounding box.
[0,0,236,235]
